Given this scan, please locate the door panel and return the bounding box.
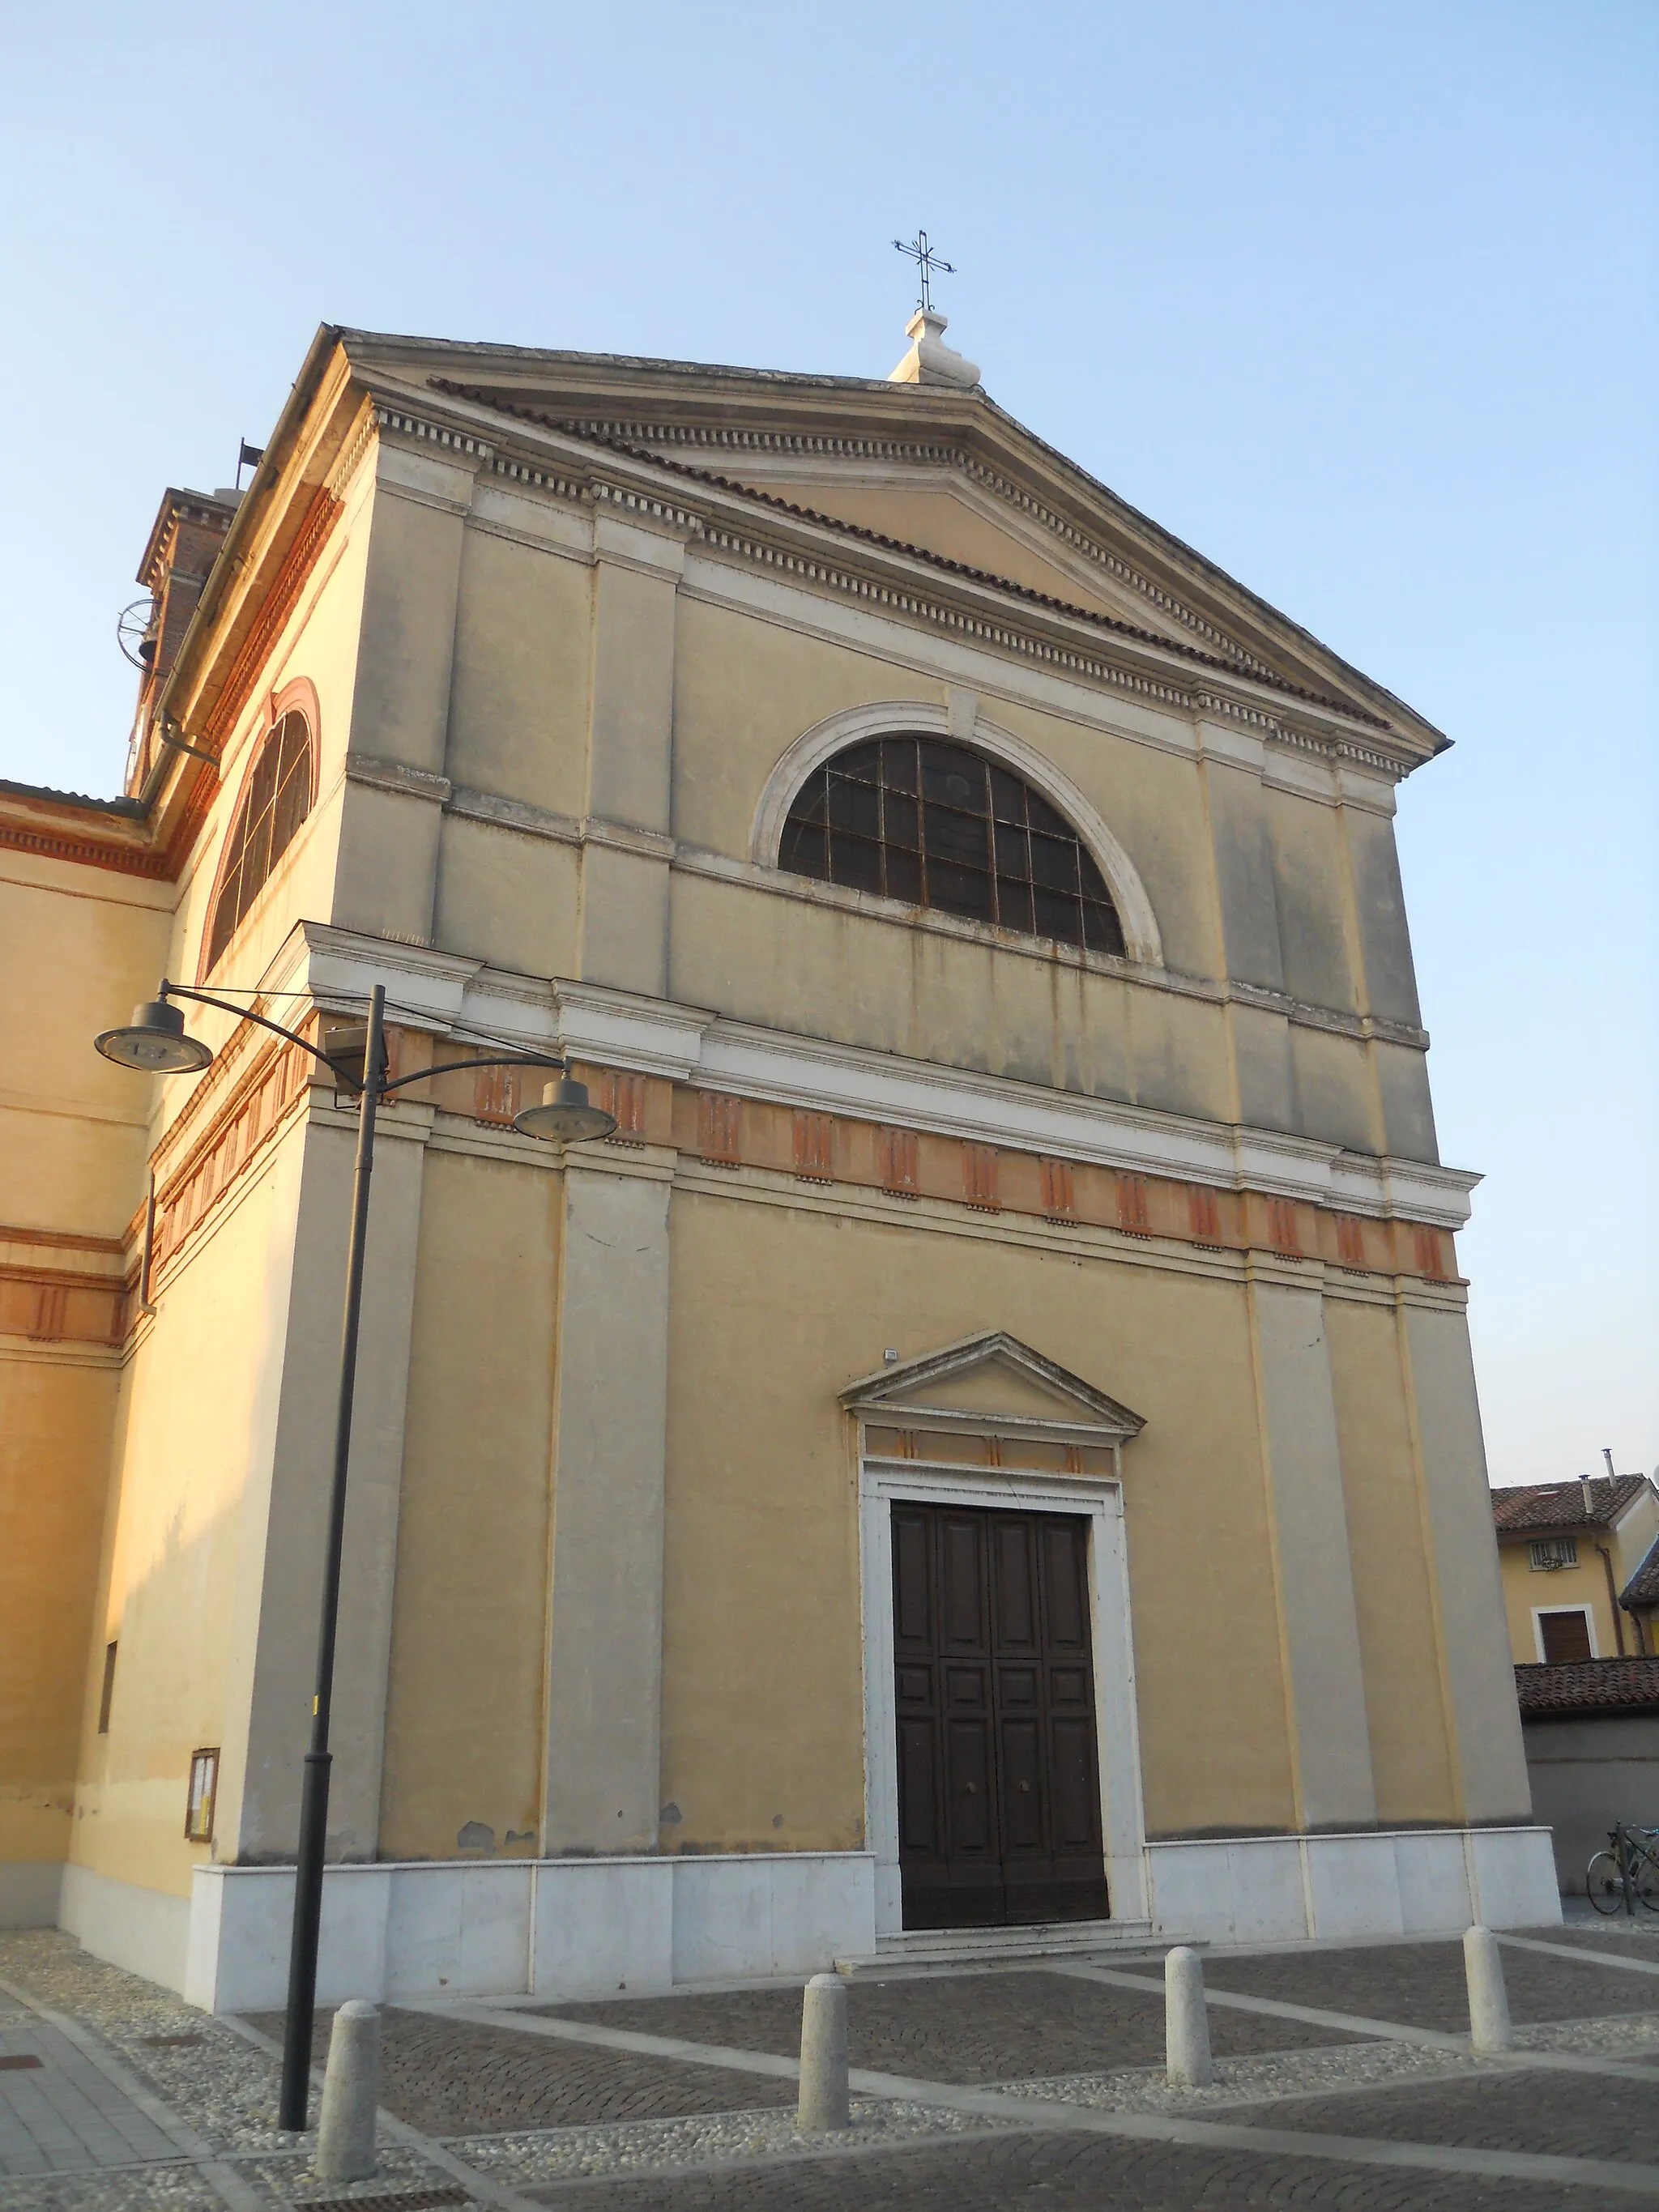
[893,1501,1111,1929]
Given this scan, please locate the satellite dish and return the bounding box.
[117,598,156,670]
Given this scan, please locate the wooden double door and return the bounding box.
[892,1501,1110,1929]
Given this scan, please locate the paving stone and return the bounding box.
[373,2008,800,2134]
[515,2125,1618,2209]
[544,1967,1371,2086]
[1235,2065,1659,2162]
[1201,1937,1659,2029]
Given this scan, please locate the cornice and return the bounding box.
[407,380,1422,771]
[0,786,168,880]
[0,813,170,880]
[259,931,1467,1225]
[548,413,1281,682]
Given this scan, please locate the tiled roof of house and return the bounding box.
[1491,1476,1649,1536]
[1622,1532,1659,1609]
[1516,1658,1659,1717]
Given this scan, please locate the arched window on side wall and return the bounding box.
[778,735,1126,957]
[204,709,313,973]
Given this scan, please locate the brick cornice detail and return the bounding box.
[0,816,170,879]
[151,482,345,879]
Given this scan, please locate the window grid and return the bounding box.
[206,711,313,973]
[778,737,1125,957]
[1529,1537,1580,1572]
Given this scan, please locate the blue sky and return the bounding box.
[2,1,1653,1485]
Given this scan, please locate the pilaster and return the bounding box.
[334,437,484,945]
[234,1102,429,1862]
[541,1155,673,1853]
[1196,718,1294,1134]
[576,514,688,998]
[1397,1301,1533,1822]
[1247,1273,1378,1831]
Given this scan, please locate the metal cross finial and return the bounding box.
[893,230,956,313]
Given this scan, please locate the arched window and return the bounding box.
[205,710,313,973]
[778,735,1126,957]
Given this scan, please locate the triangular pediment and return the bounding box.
[842,1332,1145,1446]
[685,471,1205,648]
[324,329,1448,761]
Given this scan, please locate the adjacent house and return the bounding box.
[1492,1477,1659,1664]
[1495,1476,1659,1895]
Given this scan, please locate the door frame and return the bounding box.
[860,1455,1148,1933]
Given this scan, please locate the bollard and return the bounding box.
[1464,1924,1512,2054]
[1165,1946,1213,2087]
[797,1972,851,2130]
[316,1999,381,2180]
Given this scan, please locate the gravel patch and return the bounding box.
[450,2097,1012,2184]
[0,2170,233,2212]
[997,2036,1487,2114]
[1514,2006,1659,2056]
[236,2144,462,2201]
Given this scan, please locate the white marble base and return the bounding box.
[0,1860,64,1929]
[59,1863,193,1989]
[1145,1825,1561,1944]
[45,1826,1558,2012]
[174,1851,875,2012]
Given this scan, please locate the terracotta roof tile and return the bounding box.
[1491,1476,1648,1536]
[1516,1657,1659,1717]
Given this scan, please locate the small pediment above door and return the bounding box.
[841,1332,1145,1448]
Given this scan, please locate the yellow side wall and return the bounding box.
[69,1147,299,1898]
[0,845,171,1885]
[0,1357,120,1868]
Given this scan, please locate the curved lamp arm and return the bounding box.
[160,980,342,1073]
[159,982,568,1094]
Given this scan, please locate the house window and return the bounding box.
[1529,1536,1579,1571]
[97,1642,117,1734]
[1537,1609,1594,1664]
[204,710,313,972]
[779,736,1125,956]
[185,1748,220,1842]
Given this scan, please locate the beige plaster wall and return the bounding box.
[352,466,1437,1161]
[1,852,172,1235]
[445,522,592,817]
[0,1353,120,1868]
[656,1189,1297,1850]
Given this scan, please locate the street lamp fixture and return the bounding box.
[95,977,613,2130]
[514,1077,617,1144]
[94,999,215,1073]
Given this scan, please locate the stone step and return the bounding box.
[835,1916,1162,1974]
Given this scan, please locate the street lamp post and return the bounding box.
[96,977,614,2129]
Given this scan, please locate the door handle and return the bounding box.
[1017,1780,1031,1793]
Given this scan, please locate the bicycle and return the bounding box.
[1586,1823,1659,1915]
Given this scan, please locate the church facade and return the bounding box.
[0,315,1557,2009]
